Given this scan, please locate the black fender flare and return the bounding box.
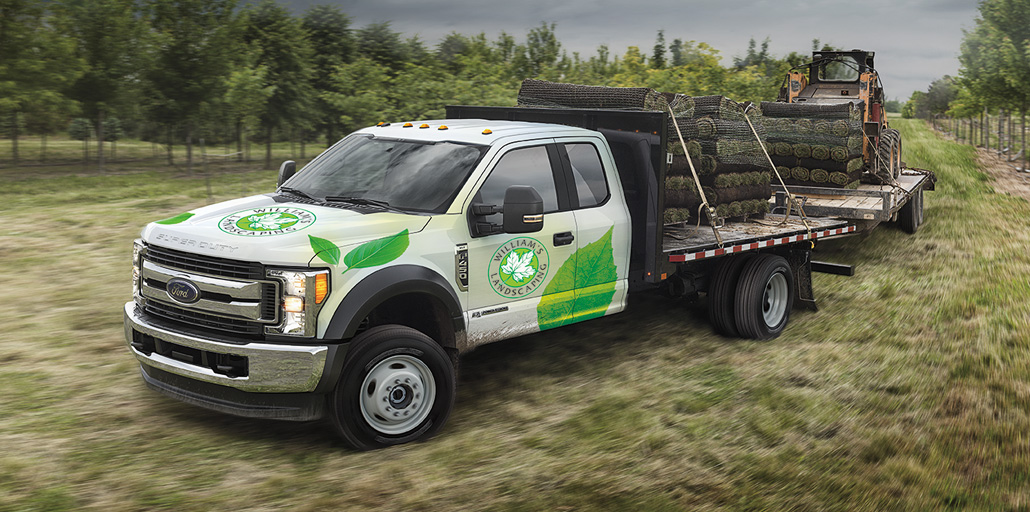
[323,265,465,348]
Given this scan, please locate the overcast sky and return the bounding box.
[280,0,978,101]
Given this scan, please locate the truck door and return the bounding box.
[554,138,631,326]
[464,142,579,348]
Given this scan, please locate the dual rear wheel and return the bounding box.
[708,253,795,340]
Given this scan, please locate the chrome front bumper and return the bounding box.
[124,302,328,393]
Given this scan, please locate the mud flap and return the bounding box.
[787,247,817,311]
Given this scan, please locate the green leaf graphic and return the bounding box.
[308,235,341,265]
[341,229,410,275]
[155,212,194,225]
[537,227,617,330]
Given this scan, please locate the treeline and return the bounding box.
[904,0,1030,169]
[1,0,815,170]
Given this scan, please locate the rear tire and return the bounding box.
[707,255,753,337]
[874,129,901,183]
[329,325,455,450]
[899,187,923,234]
[734,254,795,339]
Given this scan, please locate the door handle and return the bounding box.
[553,232,574,246]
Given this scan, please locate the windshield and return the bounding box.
[818,57,860,82]
[282,134,488,213]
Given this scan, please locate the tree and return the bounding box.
[145,0,236,173]
[525,22,561,77]
[241,0,316,168]
[0,0,82,163]
[303,5,355,147]
[356,22,406,71]
[651,30,666,69]
[669,38,685,67]
[958,0,1030,168]
[223,50,274,162]
[58,0,141,173]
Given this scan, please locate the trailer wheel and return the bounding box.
[329,325,455,450]
[734,254,795,339]
[707,254,753,337]
[899,187,923,234]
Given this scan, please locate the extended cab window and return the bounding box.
[562,143,609,208]
[476,145,560,215]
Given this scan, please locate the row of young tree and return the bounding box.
[904,0,1030,169]
[1,0,826,171]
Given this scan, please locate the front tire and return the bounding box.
[734,254,795,339]
[330,325,455,450]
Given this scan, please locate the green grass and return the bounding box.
[1,118,1029,510]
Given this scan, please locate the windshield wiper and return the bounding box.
[279,186,318,202]
[324,196,406,213]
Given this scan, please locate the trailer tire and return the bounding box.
[734,254,795,340]
[329,325,455,450]
[707,254,753,337]
[899,187,923,234]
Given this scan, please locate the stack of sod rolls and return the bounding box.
[663,96,772,223]
[760,101,865,189]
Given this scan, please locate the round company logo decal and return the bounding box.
[489,237,549,298]
[219,207,316,236]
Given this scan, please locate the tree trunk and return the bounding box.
[11,111,18,164]
[998,109,1004,157]
[985,111,990,152]
[186,125,194,175]
[97,109,105,175]
[236,120,243,162]
[167,125,174,165]
[265,125,272,169]
[1023,107,1026,172]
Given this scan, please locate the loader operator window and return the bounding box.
[818,56,860,82]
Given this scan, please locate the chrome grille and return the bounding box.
[140,244,280,339]
[146,245,263,280]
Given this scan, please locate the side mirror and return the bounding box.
[502,186,544,233]
[277,160,297,187]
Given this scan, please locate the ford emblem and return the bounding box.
[166,278,201,304]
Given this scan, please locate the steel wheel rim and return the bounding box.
[763,272,789,327]
[360,354,436,435]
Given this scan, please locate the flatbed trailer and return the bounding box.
[773,169,934,232]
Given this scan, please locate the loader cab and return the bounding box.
[779,50,881,110]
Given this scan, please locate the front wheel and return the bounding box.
[329,325,455,450]
[734,254,795,340]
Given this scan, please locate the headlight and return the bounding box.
[265,269,330,337]
[132,239,145,303]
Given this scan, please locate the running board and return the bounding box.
[811,261,854,276]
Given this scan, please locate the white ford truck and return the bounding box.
[126,106,873,449]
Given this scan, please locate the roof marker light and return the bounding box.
[419,124,430,129]
[482,129,493,135]
[438,125,448,130]
[403,123,413,128]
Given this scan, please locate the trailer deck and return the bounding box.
[772,169,934,223]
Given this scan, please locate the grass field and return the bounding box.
[1,118,1028,511]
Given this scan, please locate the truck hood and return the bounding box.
[141,194,431,266]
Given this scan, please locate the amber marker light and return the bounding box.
[482,129,493,135]
[419,123,430,129]
[438,125,448,130]
[403,123,413,127]
[315,273,329,304]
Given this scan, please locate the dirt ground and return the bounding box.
[974,148,1030,202]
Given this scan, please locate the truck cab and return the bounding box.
[125,119,631,449]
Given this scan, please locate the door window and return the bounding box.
[561,143,609,208]
[475,145,560,225]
